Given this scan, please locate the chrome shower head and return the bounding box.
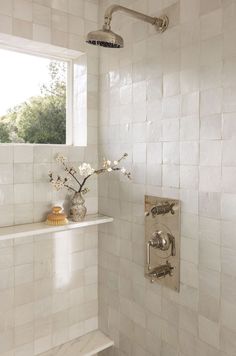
[86,27,124,48]
[86,4,169,49]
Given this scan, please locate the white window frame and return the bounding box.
[0,34,87,147]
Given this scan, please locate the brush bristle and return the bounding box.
[45,219,68,226]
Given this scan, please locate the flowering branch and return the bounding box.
[49,153,131,195]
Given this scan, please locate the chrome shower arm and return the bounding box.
[103,4,168,32]
[104,5,156,27]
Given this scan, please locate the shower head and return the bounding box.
[86,4,169,49]
[86,27,124,48]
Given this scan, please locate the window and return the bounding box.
[0,48,68,144]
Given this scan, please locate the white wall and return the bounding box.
[98,0,236,355]
[0,1,100,355]
[0,0,99,227]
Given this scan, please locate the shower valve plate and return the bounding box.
[145,195,180,292]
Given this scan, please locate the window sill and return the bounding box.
[0,214,113,242]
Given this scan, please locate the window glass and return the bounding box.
[0,48,67,144]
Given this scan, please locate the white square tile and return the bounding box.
[0,164,13,184]
[199,166,221,192]
[200,88,222,116]
[162,119,180,141]
[201,36,222,67]
[200,0,221,15]
[222,139,236,166]
[199,217,220,245]
[180,0,199,23]
[34,163,51,183]
[163,142,179,164]
[162,96,180,119]
[181,237,198,264]
[14,203,34,225]
[13,0,32,22]
[181,260,198,288]
[181,92,199,116]
[223,86,236,113]
[180,116,199,141]
[0,13,12,34]
[199,192,221,219]
[180,142,199,165]
[200,9,222,40]
[222,167,236,193]
[180,68,199,94]
[199,240,221,272]
[0,185,14,205]
[0,146,13,163]
[222,247,236,278]
[221,299,236,333]
[223,113,236,139]
[180,166,198,189]
[14,146,33,163]
[180,189,198,214]
[147,143,162,165]
[181,44,200,69]
[34,183,52,203]
[162,165,179,188]
[198,316,220,349]
[200,141,222,166]
[133,143,146,164]
[33,3,51,26]
[13,18,33,39]
[14,184,33,204]
[200,63,222,91]
[0,0,12,16]
[146,164,162,186]
[221,193,236,221]
[200,115,222,140]
[14,164,33,184]
[180,21,200,48]
[163,72,180,97]
[52,9,68,32]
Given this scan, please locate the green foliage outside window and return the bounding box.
[0,61,66,144]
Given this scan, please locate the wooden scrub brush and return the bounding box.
[45,206,68,226]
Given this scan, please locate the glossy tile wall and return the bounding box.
[0,1,99,355]
[98,0,236,355]
[0,0,99,227]
[0,227,98,355]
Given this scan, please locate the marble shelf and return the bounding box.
[0,214,113,242]
[39,330,114,356]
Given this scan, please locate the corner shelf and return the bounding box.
[39,330,114,356]
[0,214,113,242]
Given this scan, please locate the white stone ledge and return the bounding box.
[0,214,113,242]
[38,330,114,356]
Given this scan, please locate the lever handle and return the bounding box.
[146,240,151,266]
[167,233,176,256]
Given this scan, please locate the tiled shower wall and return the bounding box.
[0,0,100,226]
[98,0,236,355]
[0,226,98,355]
[0,1,100,355]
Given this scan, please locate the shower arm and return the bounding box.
[103,4,169,33]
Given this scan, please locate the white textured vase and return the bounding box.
[70,192,87,222]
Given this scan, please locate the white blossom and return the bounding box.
[56,153,67,163]
[50,153,131,194]
[51,180,65,191]
[78,163,95,177]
